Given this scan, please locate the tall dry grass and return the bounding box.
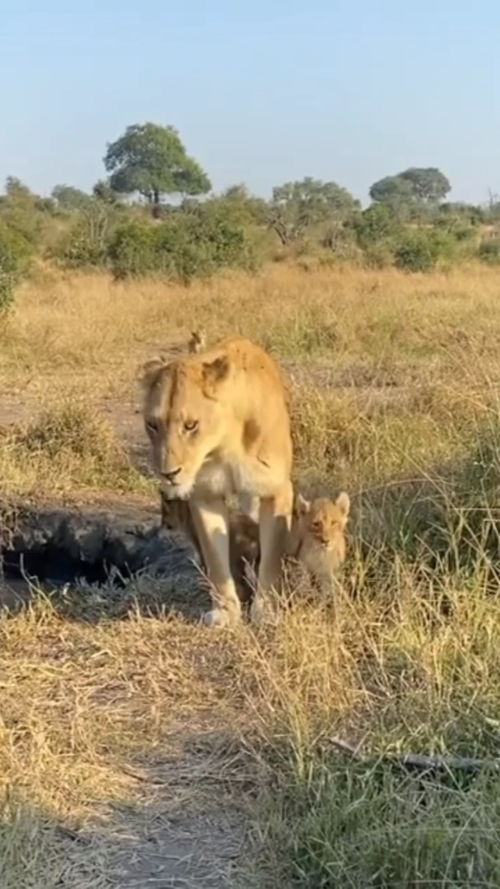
[2,262,500,388]
[2,263,500,885]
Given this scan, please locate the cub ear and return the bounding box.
[188,329,206,354]
[202,354,230,395]
[294,492,311,517]
[336,491,350,519]
[138,357,169,389]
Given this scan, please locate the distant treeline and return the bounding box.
[2,121,500,309]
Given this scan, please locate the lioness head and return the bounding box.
[140,352,231,499]
[290,492,350,568]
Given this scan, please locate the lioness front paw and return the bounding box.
[249,597,277,627]
[202,607,241,628]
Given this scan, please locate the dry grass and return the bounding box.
[2,262,500,389]
[3,263,500,885]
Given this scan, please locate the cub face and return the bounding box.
[289,492,350,584]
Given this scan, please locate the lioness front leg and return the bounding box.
[251,482,293,624]
[189,498,242,627]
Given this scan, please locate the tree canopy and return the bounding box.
[52,185,92,211]
[103,123,211,213]
[268,177,359,245]
[370,167,451,215]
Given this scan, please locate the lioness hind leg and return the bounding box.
[251,482,293,625]
[189,498,242,627]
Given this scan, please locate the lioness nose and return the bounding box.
[162,467,181,484]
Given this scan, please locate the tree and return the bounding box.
[268,177,359,245]
[103,123,211,215]
[369,175,414,213]
[52,184,92,211]
[399,167,451,204]
[4,177,33,202]
[93,179,121,205]
[369,167,451,216]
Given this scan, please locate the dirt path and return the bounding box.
[0,404,257,888]
[105,737,250,889]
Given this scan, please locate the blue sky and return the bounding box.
[1,0,499,204]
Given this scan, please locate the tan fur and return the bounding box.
[160,492,258,603]
[141,335,293,626]
[287,492,350,594]
[187,329,206,354]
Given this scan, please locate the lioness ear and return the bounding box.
[294,492,311,517]
[336,491,350,519]
[138,357,169,389]
[188,329,206,354]
[202,355,230,395]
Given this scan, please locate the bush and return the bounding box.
[108,220,175,278]
[351,204,402,249]
[362,242,395,268]
[394,229,456,272]
[109,205,260,280]
[0,178,55,248]
[60,204,110,268]
[478,237,500,266]
[0,225,32,311]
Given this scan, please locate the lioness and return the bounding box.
[287,492,350,594]
[141,336,293,626]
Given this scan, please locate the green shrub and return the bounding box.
[60,204,110,268]
[394,229,456,272]
[0,225,32,311]
[109,206,260,280]
[351,204,402,249]
[107,220,163,278]
[362,242,395,268]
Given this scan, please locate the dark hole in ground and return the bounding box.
[2,546,116,587]
[0,501,205,618]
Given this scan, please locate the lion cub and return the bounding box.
[287,492,350,594]
[160,490,349,602]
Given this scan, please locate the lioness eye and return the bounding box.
[184,419,199,433]
[146,419,158,434]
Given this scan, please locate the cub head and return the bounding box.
[290,491,350,565]
[140,351,231,499]
[187,329,206,354]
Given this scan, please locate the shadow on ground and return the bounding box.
[0,727,253,889]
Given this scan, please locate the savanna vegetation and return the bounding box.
[2,121,500,314]
[2,124,500,886]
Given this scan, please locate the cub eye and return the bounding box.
[184,419,199,433]
[311,520,322,530]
